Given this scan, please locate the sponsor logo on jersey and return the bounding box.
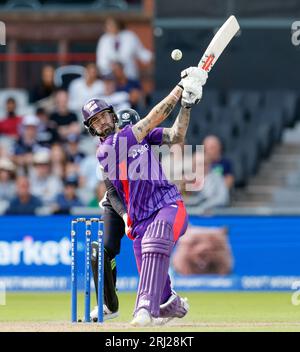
[129,144,150,159]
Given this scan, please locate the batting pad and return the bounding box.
[134,220,174,317]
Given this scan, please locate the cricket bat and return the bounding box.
[199,15,240,72]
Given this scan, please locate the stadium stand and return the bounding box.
[150,89,300,191]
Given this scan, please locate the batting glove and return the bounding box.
[179,67,207,108]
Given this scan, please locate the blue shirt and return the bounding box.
[55,194,83,212]
[211,158,233,177]
[6,195,42,215]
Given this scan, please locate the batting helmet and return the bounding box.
[82,98,117,136]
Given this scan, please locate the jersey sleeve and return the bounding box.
[146,127,163,146]
[118,125,139,147]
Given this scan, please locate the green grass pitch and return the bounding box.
[0,291,299,332]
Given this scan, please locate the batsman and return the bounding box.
[82,66,207,326]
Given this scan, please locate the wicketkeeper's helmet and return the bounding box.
[117,108,141,129]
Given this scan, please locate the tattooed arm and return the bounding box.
[162,107,191,145]
[132,85,182,143]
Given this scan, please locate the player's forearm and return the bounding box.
[132,86,182,143]
[162,107,191,145]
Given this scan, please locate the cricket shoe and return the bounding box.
[130,308,152,327]
[152,291,189,326]
[90,305,119,322]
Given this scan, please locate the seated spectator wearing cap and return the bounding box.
[13,115,44,167]
[36,107,59,148]
[29,150,63,205]
[29,65,57,104]
[49,89,81,141]
[111,61,142,109]
[53,176,83,214]
[184,151,229,212]
[68,63,105,113]
[0,97,23,138]
[5,175,43,215]
[203,135,234,189]
[0,158,16,201]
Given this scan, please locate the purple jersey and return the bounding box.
[97,125,182,225]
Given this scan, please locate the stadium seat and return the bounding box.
[252,107,285,144]
[54,65,85,90]
[225,149,248,187]
[238,137,260,176]
[243,107,281,158]
[227,90,263,111]
[208,106,246,150]
[264,90,298,128]
[200,89,220,108]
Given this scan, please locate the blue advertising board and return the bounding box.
[0,215,300,291]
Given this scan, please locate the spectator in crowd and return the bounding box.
[111,61,142,109]
[88,181,106,208]
[68,62,105,112]
[53,176,83,214]
[203,135,235,189]
[29,150,63,205]
[79,153,103,201]
[96,17,152,80]
[49,89,81,140]
[64,159,79,177]
[0,144,8,158]
[13,114,43,167]
[64,134,86,165]
[184,151,229,212]
[29,65,57,103]
[100,74,131,111]
[5,175,43,215]
[0,97,23,138]
[36,107,59,148]
[50,143,67,178]
[0,158,16,201]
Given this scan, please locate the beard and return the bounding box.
[99,123,115,138]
